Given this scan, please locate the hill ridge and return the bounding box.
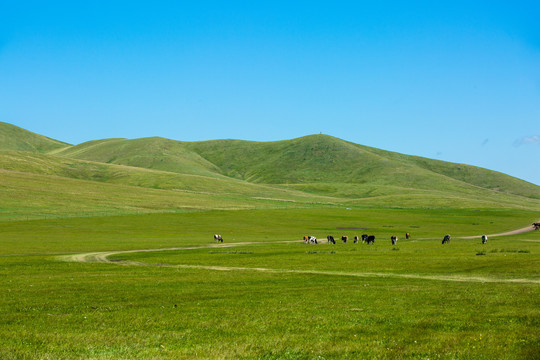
[1,123,539,205]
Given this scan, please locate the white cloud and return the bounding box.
[515,135,540,146]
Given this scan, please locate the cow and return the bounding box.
[533,222,540,230]
[354,235,359,243]
[214,234,223,243]
[366,235,375,244]
[327,235,336,244]
[391,236,398,245]
[303,235,309,244]
[341,236,348,243]
[309,236,318,244]
[405,232,410,239]
[481,235,487,244]
[442,234,451,244]
[361,234,368,243]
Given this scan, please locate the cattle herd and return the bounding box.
[302,233,491,245]
[212,231,494,244]
[304,234,380,245]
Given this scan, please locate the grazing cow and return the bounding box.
[366,235,375,244]
[481,235,488,244]
[327,235,336,244]
[341,236,348,243]
[442,234,451,244]
[354,235,359,243]
[533,222,540,230]
[391,236,398,245]
[309,236,318,244]
[405,232,410,239]
[303,235,309,244]
[361,234,368,243]
[214,234,223,243]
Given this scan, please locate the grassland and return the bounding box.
[1,123,539,358]
[1,209,539,359]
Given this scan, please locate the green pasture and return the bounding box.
[1,209,539,359]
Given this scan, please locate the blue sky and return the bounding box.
[1,1,539,185]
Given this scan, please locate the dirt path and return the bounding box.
[59,234,540,285]
[460,221,539,239]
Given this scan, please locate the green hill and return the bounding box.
[1,123,539,219]
[185,135,540,200]
[54,137,223,178]
[0,122,70,153]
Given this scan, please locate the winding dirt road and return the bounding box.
[59,223,540,285]
[461,222,539,239]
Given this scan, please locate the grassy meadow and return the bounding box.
[1,122,539,358]
[1,209,539,359]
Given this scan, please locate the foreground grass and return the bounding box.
[1,209,539,359]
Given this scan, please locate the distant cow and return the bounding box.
[214,234,223,243]
[391,236,398,245]
[533,222,540,230]
[354,235,359,243]
[405,232,410,239]
[442,234,451,244]
[481,235,488,244]
[361,234,369,243]
[341,236,348,243]
[303,235,309,244]
[366,235,375,244]
[327,235,336,244]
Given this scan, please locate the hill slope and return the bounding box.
[54,137,223,178]
[1,123,539,213]
[0,122,70,153]
[185,135,540,200]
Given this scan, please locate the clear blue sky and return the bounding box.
[1,1,539,185]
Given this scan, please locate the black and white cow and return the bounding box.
[341,236,348,243]
[327,235,336,244]
[309,236,318,244]
[391,236,398,245]
[481,235,487,244]
[214,234,223,243]
[354,235,359,243]
[361,234,369,243]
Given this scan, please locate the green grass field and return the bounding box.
[1,123,539,358]
[1,209,539,359]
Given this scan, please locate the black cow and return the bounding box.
[366,235,375,244]
[327,235,336,244]
[341,236,348,243]
[442,234,451,244]
[361,234,368,243]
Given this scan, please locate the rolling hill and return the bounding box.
[0,122,70,153]
[0,122,539,220]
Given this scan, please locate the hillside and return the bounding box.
[0,122,70,153]
[54,137,223,178]
[185,135,540,200]
[0,123,539,218]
